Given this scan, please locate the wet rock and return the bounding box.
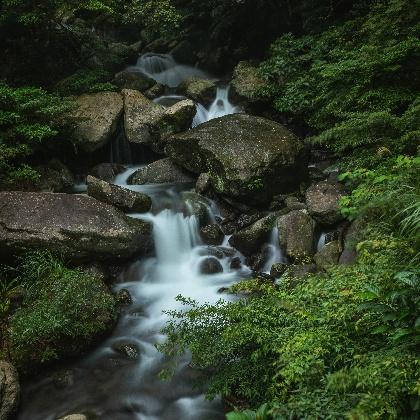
[314,240,341,269]
[230,61,267,105]
[200,224,224,245]
[339,219,365,265]
[123,89,195,153]
[68,92,123,152]
[115,288,132,305]
[230,257,242,269]
[144,83,165,99]
[128,158,194,185]
[306,180,345,225]
[166,114,307,205]
[229,213,277,256]
[0,192,152,263]
[0,361,20,420]
[181,191,212,225]
[277,210,316,260]
[178,78,217,105]
[285,196,306,211]
[200,257,223,274]
[57,414,88,420]
[270,263,287,278]
[112,342,139,360]
[113,69,155,92]
[221,212,265,235]
[89,163,126,182]
[195,172,212,194]
[200,246,236,259]
[286,264,318,286]
[52,369,75,389]
[87,175,152,213]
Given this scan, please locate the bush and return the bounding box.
[8,252,116,373]
[0,83,72,188]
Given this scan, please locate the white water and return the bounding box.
[132,53,212,88]
[262,228,286,274]
[192,87,241,127]
[317,232,327,252]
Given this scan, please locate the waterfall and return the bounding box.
[192,86,241,127]
[262,227,286,274]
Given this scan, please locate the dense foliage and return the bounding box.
[3,252,116,373]
[0,83,72,188]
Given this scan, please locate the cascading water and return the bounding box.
[262,227,286,274]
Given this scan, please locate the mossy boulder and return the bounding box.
[0,192,152,263]
[200,224,224,245]
[314,240,341,269]
[9,254,117,373]
[0,361,20,420]
[277,210,316,260]
[87,175,152,213]
[166,114,307,205]
[113,69,156,92]
[178,78,217,105]
[181,191,213,225]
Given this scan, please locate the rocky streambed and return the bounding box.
[0,54,357,420]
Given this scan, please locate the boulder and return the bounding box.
[87,175,152,213]
[314,240,341,269]
[200,224,224,245]
[181,191,213,225]
[69,92,123,152]
[115,289,133,305]
[112,342,140,360]
[285,196,306,211]
[123,89,195,153]
[89,163,126,182]
[144,83,165,99]
[57,415,88,420]
[339,219,365,265]
[270,263,287,278]
[113,69,155,92]
[229,213,277,256]
[286,264,318,286]
[305,180,345,225]
[0,192,152,262]
[178,78,217,105]
[230,61,267,105]
[128,158,194,185]
[166,114,307,205]
[0,361,19,420]
[230,257,242,269]
[195,172,211,194]
[277,210,316,260]
[199,257,223,274]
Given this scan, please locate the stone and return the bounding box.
[144,83,165,99]
[115,289,132,305]
[68,92,123,152]
[113,69,155,92]
[166,114,307,205]
[314,240,341,269]
[200,257,223,274]
[230,257,242,269]
[199,246,236,259]
[195,173,212,194]
[128,158,194,185]
[286,264,318,285]
[112,342,139,360]
[270,263,287,278]
[277,210,316,260]
[52,369,75,389]
[178,78,217,105]
[230,61,267,105]
[200,224,224,245]
[285,196,306,211]
[0,361,19,420]
[229,213,277,256]
[181,191,212,225]
[87,175,152,213]
[0,192,152,262]
[339,219,365,265]
[89,163,126,182]
[305,180,345,225]
[57,415,88,420]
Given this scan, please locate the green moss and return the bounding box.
[8,252,117,373]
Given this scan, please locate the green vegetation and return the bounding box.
[4,252,116,372]
[0,83,72,188]
[158,0,420,418]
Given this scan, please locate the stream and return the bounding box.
[17,55,282,420]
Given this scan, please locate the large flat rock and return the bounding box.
[0,192,152,262]
[165,114,307,205]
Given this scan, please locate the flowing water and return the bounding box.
[17,54,270,420]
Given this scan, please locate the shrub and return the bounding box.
[8,252,116,373]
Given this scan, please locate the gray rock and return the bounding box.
[229,213,277,256]
[178,78,217,105]
[230,257,242,269]
[277,210,316,260]
[199,246,236,259]
[28,159,74,193]
[200,257,223,274]
[128,158,194,185]
[166,114,307,205]
[230,61,267,105]
[306,180,345,225]
[314,240,341,269]
[270,263,287,278]
[181,191,212,225]
[144,83,165,99]
[0,192,152,262]
[339,219,365,265]
[200,224,224,245]
[286,264,318,286]
[87,175,152,213]
[57,415,88,420]
[68,92,123,152]
[112,342,139,360]
[115,289,132,305]
[89,163,126,182]
[285,196,306,211]
[195,173,211,194]
[113,69,155,92]
[0,361,19,420]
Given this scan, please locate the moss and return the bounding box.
[8,252,117,374]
